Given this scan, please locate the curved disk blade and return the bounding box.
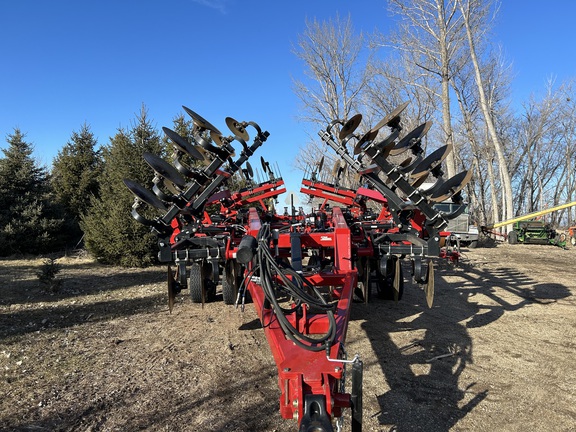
[210,131,231,147]
[123,179,167,210]
[389,121,432,156]
[411,144,452,179]
[143,152,187,188]
[167,265,176,313]
[425,260,434,308]
[195,146,212,166]
[360,129,400,158]
[353,129,379,154]
[375,130,399,151]
[225,117,250,141]
[339,113,363,140]
[393,257,401,302]
[246,161,254,178]
[209,131,236,158]
[182,106,222,135]
[162,127,204,161]
[317,155,324,173]
[411,173,430,189]
[399,157,413,168]
[370,101,410,133]
[331,159,341,178]
[428,170,473,202]
[260,156,269,174]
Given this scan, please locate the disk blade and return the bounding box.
[393,257,401,302]
[353,129,379,154]
[162,127,204,161]
[359,129,400,158]
[143,152,187,188]
[425,260,434,308]
[225,117,250,141]
[410,144,452,179]
[389,121,432,156]
[428,170,472,202]
[411,173,430,189]
[318,155,324,173]
[331,159,341,179]
[182,106,222,135]
[260,156,269,174]
[370,101,409,133]
[123,179,167,210]
[339,113,363,140]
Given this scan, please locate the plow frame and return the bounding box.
[244,207,360,430]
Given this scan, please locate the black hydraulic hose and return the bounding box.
[254,224,337,352]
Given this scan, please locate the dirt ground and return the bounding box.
[1,242,575,432]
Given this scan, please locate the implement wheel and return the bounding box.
[222,260,239,305]
[376,256,404,301]
[189,262,205,303]
[508,230,518,245]
[189,261,216,303]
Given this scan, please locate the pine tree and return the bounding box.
[81,106,165,266]
[0,129,65,255]
[51,123,103,244]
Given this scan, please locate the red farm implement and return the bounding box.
[124,102,471,431]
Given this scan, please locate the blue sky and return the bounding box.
[1,0,575,197]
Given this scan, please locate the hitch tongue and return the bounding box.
[298,395,334,432]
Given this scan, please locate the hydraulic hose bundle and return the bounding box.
[246,223,337,352]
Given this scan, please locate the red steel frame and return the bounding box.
[244,207,357,424]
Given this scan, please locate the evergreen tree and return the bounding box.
[51,123,103,244]
[0,129,65,255]
[81,106,164,266]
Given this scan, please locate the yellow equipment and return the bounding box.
[485,201,576,230]
[482,201,576,246]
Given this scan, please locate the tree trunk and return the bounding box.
[438,0,456,178]
[458,0,514,230]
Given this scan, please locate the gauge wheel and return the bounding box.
[222,260,238,305]
[189,262,205,303]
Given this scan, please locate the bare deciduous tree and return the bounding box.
[385,0,468,178]
[292,14,373,185]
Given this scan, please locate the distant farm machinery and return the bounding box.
[124,102,471,431]
[481,201,576,247]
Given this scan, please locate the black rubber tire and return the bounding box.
[222,260,237,305]
[508,230,518,245]
[189,262,204,303]
[376,257,404,301]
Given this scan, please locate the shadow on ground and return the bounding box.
[352,257,571,432]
